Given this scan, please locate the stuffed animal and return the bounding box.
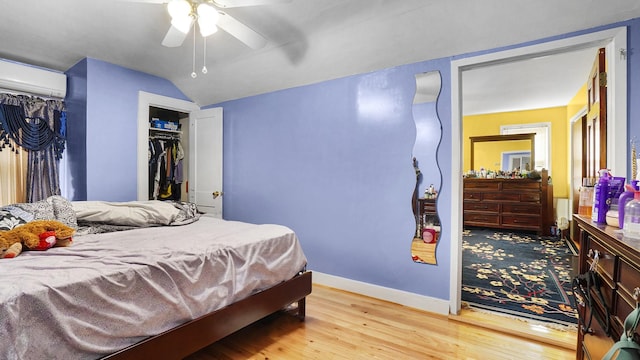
[0,220,75,259]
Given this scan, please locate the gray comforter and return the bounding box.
[0,215,307,359]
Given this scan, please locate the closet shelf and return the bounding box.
[149,127,182,134]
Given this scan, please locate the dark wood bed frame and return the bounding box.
[103,271,312,359]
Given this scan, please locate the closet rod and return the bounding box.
[149,133,181,140]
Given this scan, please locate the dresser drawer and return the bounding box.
[502,203,540,214]
[617,258,640,308]
[464,192,483,201]
[464,213,499,225]
[591,273,615,319]
[587,237,616,285]
[612,288,636,340]
[520,193,541,202]
[421,201,436,213]
[501,214,540,228]
[463,202,500,212]
[464,181,500,190]
[483,192,520,202]
[502,181,541,191]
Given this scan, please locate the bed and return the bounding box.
[0,198,311,359]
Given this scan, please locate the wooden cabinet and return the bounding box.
[418,198,436,216]
[574,215,640,360]
[417,198,440,241]
[463,169,553,235]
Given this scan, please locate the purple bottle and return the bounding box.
[591,169,610,223]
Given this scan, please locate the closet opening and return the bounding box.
[148,106,189,202]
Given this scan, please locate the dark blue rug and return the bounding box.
[461,228,578,326]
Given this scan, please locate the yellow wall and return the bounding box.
[463,106,569,197]
[567,83,587,119]
[564,83,588,198]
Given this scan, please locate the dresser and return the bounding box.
[574,215,640,360]
[463,169,553,235]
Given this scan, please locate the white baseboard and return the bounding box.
[311,271,450,316]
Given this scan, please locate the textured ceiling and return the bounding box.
[0,0,639,110]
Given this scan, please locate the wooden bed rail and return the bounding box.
[103,271,312,360]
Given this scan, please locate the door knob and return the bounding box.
[212,191,223,199]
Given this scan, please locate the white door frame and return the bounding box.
[449,27,627,315]
[568,106,589,219]
[136,91,199,201]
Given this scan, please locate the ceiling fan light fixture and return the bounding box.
[198,21,218,37]
[196,3,220,37]
[167,0,192,19]
[171,15,194,34]
[197,3,219,21]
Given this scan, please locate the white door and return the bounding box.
[188,107,223,217]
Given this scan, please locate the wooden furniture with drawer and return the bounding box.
[574,215,640,360]
[418,197,438,224]
[417,197,440,241]
[463,169,553,235]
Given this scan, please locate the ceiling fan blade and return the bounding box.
[212,0,291,8]
[162,26,189,47]
[216,12,267,49]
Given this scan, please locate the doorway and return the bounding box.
[449,27,628,316]
[148,106,190,202]
[136,91,199,201]
[136,91,225,217]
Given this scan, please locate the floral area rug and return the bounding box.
[461,228,578,326]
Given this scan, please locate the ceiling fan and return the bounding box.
[134,0,291,49]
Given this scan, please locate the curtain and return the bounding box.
[0,146,27,206]
[0,94,66,203]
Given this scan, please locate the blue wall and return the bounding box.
[629,19,640,170]
[65,58,190,201]
[64,59,88,201]
[214,58,452,298]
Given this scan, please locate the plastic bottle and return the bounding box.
[618,184,636,228]
[623,191,640,239]
[592,169,610,223]
[578,178,594,217]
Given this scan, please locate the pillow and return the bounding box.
[72,200,180,227]
[0,209,27,230]
[12,199,55,221]
[47,195,78,229]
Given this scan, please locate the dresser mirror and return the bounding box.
[411,70,442,265]
[468,133,536,173]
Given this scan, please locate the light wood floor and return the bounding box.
[187,284,576,360]
[411,237,436,264]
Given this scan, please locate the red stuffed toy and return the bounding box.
[32,231,58,251]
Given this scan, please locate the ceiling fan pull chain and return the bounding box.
[202,37,208,74]
[191,22,197,79]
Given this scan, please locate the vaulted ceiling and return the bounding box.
[1,0,640,110]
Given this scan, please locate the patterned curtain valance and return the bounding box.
[0,94,66,159]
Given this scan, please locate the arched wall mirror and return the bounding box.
[411,71,442,265]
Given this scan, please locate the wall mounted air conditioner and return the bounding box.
[0,59,67,99]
